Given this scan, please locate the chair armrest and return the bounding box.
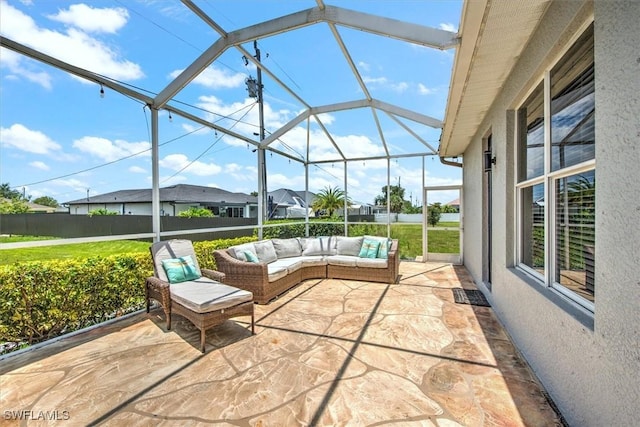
[201,269,225,282]
[146,276,169,291]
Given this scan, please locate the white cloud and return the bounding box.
[51,178,91,196]
[73,136,151,162]
[169,65,246,89]
[48,4,129,34]
[160,153,222,176]
[439,23,458,33]
[357,61,371,72]
[391,81,409,93]
[0,1,143,81]
[418,83,434,95]
[0,123,61,154]
[0,48,52,89]
[363,76,388,85]
[129,166,146,173]
[29,160,49,170]
[182,123,210,135]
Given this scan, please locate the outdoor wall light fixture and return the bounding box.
[483,150,496,171]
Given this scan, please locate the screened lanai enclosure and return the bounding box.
[1,1,464,261]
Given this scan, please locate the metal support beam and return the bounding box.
[151,108,161,242]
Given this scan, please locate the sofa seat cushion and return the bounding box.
[269,258,303,273]
[292,255,327,267]
[170,277,253,314]
[355,257,389,269]
[326,255,358,267]
[267,264,288,282]
[272,238,302,258]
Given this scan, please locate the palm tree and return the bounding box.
[312,186,350,217]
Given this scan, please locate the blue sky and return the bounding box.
[0,0,462,206]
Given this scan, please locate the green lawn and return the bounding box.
[0,239,150,265]
[0,222,460,264]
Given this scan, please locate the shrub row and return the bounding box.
[0,236,256,354]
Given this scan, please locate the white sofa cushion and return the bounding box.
[302,236,337,256]
[295,255,327,267]
[336,236,364,256]
[270,258,303,273]
[255,240,278,263]
[326,255,358,267]
[170,277,253,313]
[232,242,258,262]
[267,264,288,282]
[272,238,302,258]
[355,257,389,268]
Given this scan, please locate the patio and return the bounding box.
[0,262,562,426]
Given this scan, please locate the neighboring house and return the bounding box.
[65,184,257,217]
[444,198,460,213]
[440,2,639,426]
[26,202,58,213]
[267,189,316,219]
[335,201,374,216]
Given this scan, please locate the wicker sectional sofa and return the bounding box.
[213,236,399,304]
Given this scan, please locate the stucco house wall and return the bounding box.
[461,1,640,426]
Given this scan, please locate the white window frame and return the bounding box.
[515,23,595,313]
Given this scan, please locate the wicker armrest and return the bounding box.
[146,276,170,291]
[202,269,225,282]
[213,249,268,290]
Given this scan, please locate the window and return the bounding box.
[516,23,595,310]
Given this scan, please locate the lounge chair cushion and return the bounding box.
[170,277,253,313]
[152,239,202,282]
[162,255,201,283]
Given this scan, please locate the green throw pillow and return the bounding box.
[359,239,381,259]
[244,250,259,263]
[161,255,201,284]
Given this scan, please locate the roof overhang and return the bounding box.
[439,0,551,157]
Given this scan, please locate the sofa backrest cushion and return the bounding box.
[254,240,278,263]
[302,236,337,256]
[231,242,258,262]
[272,238,302,259]
[336,236,364,256]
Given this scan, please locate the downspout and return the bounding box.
[440,156,463,168]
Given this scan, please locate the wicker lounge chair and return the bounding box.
[146,239,254,352]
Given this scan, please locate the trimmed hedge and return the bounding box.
[0,236,256,354]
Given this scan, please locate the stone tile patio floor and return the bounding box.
[0,262,564,426]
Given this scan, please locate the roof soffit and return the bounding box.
[440,0,551,157]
